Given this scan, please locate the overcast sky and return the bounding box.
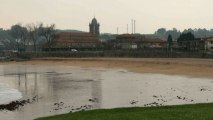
[0,0,213,34]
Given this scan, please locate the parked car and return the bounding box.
[71,49,78,52]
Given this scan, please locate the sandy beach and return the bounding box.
[1,58,213,120]
[3,58,211,78]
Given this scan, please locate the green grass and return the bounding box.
[36,103,213,120]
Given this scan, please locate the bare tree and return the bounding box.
[10,24,28,52]
[38,24,56,51]
[27,23,43,52]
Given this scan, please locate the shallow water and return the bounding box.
[0,64,213,120]
[0,83,22,104]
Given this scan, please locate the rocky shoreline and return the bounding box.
[0,96,39,111]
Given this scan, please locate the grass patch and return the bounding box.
[36,103,213,120]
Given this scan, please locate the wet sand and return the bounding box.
[13,58,213,78]
[0,58,213,120]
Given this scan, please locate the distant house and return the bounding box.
[49,32,100,51]
[177,37,213,52]
[114,34,167,50]
[45,17,100,51]
[139,38,167,49]
[204,37,213,51]
[115,34,144,49]
[177,38,202,51]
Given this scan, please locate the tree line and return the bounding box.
[1,25,213,52]
[0,23,56,52]
[155,28,213,40]
[167,31,205,51]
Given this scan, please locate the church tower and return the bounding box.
[89,17,100,35]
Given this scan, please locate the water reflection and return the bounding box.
[0,64,213,120]
[0,65,104,120]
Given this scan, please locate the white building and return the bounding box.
[205,37,213,52]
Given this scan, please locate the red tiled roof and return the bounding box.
[196,37,213,41]
[57,32,98,37]
[143,38,166,43]
[56,39,99,43]
[207,36,213,39]
[116,34,138,38]
[116,34,143,43]
[207,37,213,41]
[55,32,99,43]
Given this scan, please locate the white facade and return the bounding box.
[205,38,213,51]
[121,43,138,49]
